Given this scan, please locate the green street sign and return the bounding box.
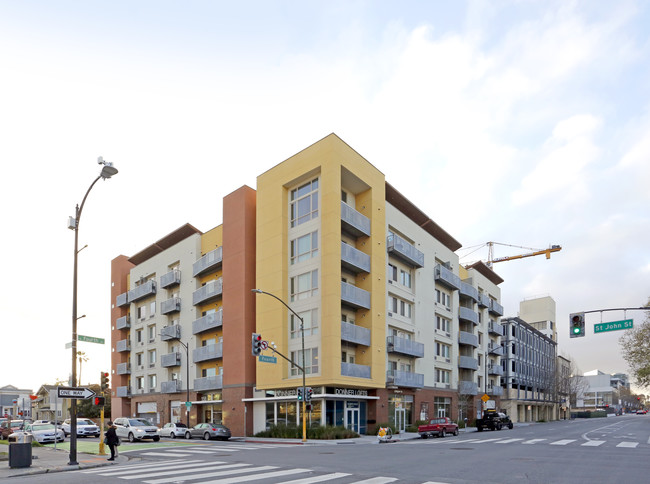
[78,335,105,344]
[594,319,633,334]
[259,355,278,364]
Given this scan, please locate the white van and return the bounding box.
[113,417,160,442]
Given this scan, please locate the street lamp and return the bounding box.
[174,338,191,429]
[251,289,307,443]
[68,158,118,466]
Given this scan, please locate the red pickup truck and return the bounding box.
[418,417,459,439]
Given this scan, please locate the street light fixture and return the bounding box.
[68,158,118,466]
[251,288,307,443]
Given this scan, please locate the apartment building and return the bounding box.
[109,134,506,435]
[519,295,557,342]
[110,187,256,436]
[500,316,557,422]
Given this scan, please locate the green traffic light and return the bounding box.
[573,326,581,334]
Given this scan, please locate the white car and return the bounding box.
[61,418,100,437]
[113,417,160,442]
[160,422,188,439]
[24,423,65,443]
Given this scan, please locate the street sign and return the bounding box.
[594,319,633,334]
[260,340,269,350]
[57,387,96,400]
[481,394,490,403]
[185,401,192,409]
[78,335,105,344]
[259,355,277,364]
[65,342,73,349]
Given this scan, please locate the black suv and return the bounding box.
[477,411,514,431]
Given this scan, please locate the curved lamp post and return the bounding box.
[251,289,307,443]
[68,158,118,465]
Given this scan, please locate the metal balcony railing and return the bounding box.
[193,308,223,334]
[161,324,181,341]
[116,386,131,398]
[193,278,223,306]
[116,292,128,307]
[341,321,371,346]
[160,270,181,288]
[459,306,479,325]
[386,370,424,388]
[458,355,478,370]
[161,380,182,393]
[193,342,223,363]
[489,299,504,316]
[488,321,504,336]
[459,282,478,301]
[116,315,130,330]
[193,247,223,277]
[458,331,479,347]
[387,234,424,268]
[341,282,371,310]
[116,339,131,353]
[341,242,371,273]
[194,375,223,391]
[386,336,424,358]
[116,363,131,375]
[435,264,461,290]
[161,297,181,314]
[478,293,491,308]
[127,280,157,303]
[161,352,181,367]
[341,201,370,237]
[459,381,478,395]
[341,362,371,379]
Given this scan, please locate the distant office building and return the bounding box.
[519,296,556,342]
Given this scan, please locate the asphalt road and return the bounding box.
[11,415,650,484]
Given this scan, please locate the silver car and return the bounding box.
[113,417,160,442]
[159,422,188,439]
[61,418,100,437]
[185,422,231,441]
[24,423,65,444]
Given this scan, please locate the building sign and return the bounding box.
[333,388,368,397]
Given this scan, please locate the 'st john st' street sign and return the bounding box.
[594,319,633,334]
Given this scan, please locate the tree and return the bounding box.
[619,299,650,389]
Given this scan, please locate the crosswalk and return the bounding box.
[403,436,645,448]
[120,443,294,457]
[80,459,417,484]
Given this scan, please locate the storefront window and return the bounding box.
[307,401,322,428]
[434,397,451,418]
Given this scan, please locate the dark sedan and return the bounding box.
[184,423,231,441]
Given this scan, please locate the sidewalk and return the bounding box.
[0,445,128,479]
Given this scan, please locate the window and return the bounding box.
[290,309,318,338]
[290,270,318,301]
[136,352,143,366]
[148,374,157,390]
[436,342,450,358]
[436,316,451,333]
[400,269,412,288]
[136,377,144,390]
[148,349,156,366]
[147,325,156,342]
[137,305,147,320]
[389,296,412,319]
[150,301,156,317]
[136,329,143,343]
[291,348,318,376]
[435,289,451,307]
[202,367,217,377]
[290,231,318,264]
[290,178,319,227]
[341,190,347,203]
[388,263,398,282]
[436,369,450,384]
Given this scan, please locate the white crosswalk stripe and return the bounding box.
[495,438,524,444]
[522,439,547,444]
[582,440,605,446]
[550,439,576,445]
[617,441,639,448]
[275,472,351,484]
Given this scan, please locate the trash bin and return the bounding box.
[8,432,32,468]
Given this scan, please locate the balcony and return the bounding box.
[489,299,504,316]
[193,278,223,306]
[341,201,370,237]
[116,339,131,353]
[488,321,504,336]
[386,370,424,389]
[487,385,503,396]
[341,282,371,310]
[193,342,223,363]
[160,269,181,288]
[161,380,183,393]
[459,282,478,301]
[341,362,371,379]
[458,331,479,347]
[341,242,371,273]
[459,307,479,325]
[116,363,131,375]
[193,309,223,334]
[341,321,371,346]
[194,374,223,392]
[116,386,131,398]
[127,280,157,303]
[435,264,461,290]
[488,343,505,356]
[478,293,490,308]
[161,297,181,314]
[459,381,478,395]
[458,356,478,370]
[116,315,130,330]
[386,336,424,358]
[489,365,504,376]
[387,234,424,268]
[116,292,128,307]
[193,247,223,277]
[161,324,181,341]
[161,352,182,367]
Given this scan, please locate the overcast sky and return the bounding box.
[1,1,648,395]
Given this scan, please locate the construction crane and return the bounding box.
[486,242,562,268]
[459,242,562,268]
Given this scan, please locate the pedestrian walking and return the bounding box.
[105,421,119,461]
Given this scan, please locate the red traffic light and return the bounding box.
[93,396,105,406]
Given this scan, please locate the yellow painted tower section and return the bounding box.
[256,134,386,390]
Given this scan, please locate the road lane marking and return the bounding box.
[276,472,352,484]
[183,468,311,484]
[495,438,524,444]
[617,442,638,448]
[582,440,605,446]
[522,439,547,444]
[344,479,398,484]
[550,439,576,445]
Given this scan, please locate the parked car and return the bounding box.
[113,417,160,442]
[636,409,647,414]
[24,423,65,444]
[62,418,100,437]
[0,420,26,440]
[418,417,459,438]
[476,410,514,431]
[33,420,53,425]
[184,423,231,441]
[160,422,188,439]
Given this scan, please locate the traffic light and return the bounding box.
[100,371,109,391]
[252,333,262,356]
[305,387,313,402]
[569,312,585,338]
[297,387,304,401]
[93,396,105,406]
